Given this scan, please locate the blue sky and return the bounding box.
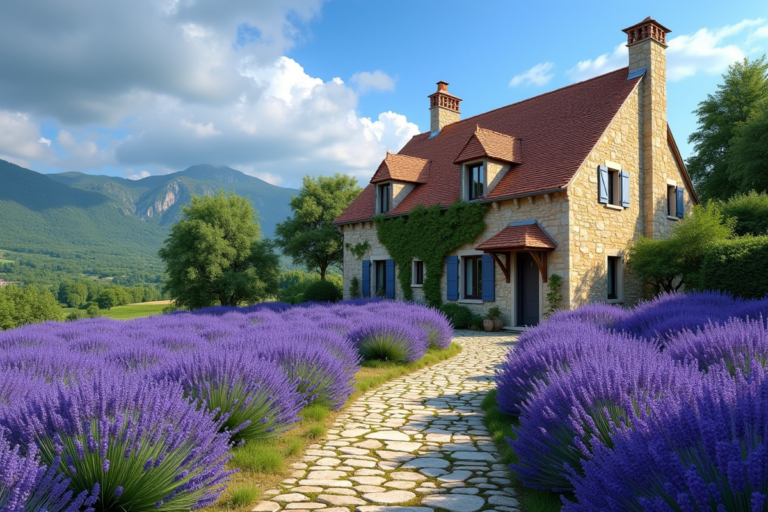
[0,0,766,188]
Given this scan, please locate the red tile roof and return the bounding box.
[454,126,522,164]
[476,222,557,251]
[370,152,430,184]
[335,67,642,225]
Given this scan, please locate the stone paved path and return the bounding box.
[253,331,517,512]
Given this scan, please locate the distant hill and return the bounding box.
[0,160,298,287]
[48,164,298,235]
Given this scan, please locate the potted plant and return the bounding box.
[483,310,496,332]
[487,306,503,331]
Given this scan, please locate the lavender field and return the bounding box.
[496,291,768,511]
[0,299,452,511]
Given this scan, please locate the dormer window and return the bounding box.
[468,163,484,200]
[378,183,391,213]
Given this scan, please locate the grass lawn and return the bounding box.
[482,389,563,512]
[0,258,14,264]
[211,343,463,511]
[62,301,171,321]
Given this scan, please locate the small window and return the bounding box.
[412,260,424,286]
[378,183,391,214]
[607,256,622,301]
[667,185,676,217]
[608,169,620,206]
[467,163,484,200]
[375,260,387,296]
[464,256,483,299]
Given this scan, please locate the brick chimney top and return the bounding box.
[428,82,461,112]
[622,17,672,47]
[428,81,462,137]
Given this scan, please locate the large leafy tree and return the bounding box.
[729,98,768,193]
[687,56,768,201]
[627,202,735,292]
[159,191,279,309]
[0,285,62,330]
[275,174,362,279]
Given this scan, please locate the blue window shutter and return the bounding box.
[676,186,685,218]
[598,165,609,204]
[385,259,395,299]
[446,256,459,301]
[620,171,630,207]
[481,254,495,302]
[362,260,371,298]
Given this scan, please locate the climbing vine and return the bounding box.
[375,200,487,307]
[345,241,370,261]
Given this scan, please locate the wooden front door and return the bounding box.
[517,252,540,327]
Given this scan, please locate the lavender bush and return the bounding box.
[347,319,429,363]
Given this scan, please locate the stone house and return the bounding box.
[334,17,699,328]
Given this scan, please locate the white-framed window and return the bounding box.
[412,260,424,287]
[377,182,391,214]
[606,254,624,302]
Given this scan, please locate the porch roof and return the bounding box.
[475,220,556,252]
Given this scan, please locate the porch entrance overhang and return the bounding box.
[475,220,557,283]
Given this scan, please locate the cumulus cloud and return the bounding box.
[0,111,55,161]
[124,169,151,180]
[351,71,396,93]
[567,18,768,83]
[0,0,420,186]
[509,62,555,87]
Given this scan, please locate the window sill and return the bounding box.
[411,284,423,288]
[459,299,483,304]
[606,298,624,304]
[604,203,623,211]
[667,215,679,221]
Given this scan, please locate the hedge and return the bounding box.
[700,236,768,299]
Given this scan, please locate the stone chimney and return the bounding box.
[622,17,671,239]
[428,81,461,137]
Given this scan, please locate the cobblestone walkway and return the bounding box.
[253,331,517,512]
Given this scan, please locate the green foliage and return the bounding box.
[729,98,768,194]
[545,273,563,317]
[486,306,502,320]
[278,269,342,304]
[375,200,487,306]
[627,202,735,292]
[229,485,260,508]
[0,284,62,330]
[96,289,117,310]
[470,314,484,330]
[158,191,279,308]
[86,304,101,318]
[303,279,342,303]
[687,56,768,201]
[358,335,410,362]
[275,174,362,279]
[720,191,768,236]
[345,241,371,260]
[440,303,474,329]
[349,276,361,299]
[66,310,86,322]
[701,236,768,299]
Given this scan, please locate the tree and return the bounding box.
[275,174,362,279]
[0,284,62,330]
[96,289,117,310]
[158,191,279,309]
[729,98,768,193]
[627,202,735,292]
[687,56,768,201]
[720,191,768,236]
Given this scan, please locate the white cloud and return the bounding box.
[124,169,151,180]
[0,112,55,160]
[180,119,222,138]
[509,62,555,87]
[351,71,396,93]
[567,18,768,83]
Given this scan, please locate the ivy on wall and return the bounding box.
[374,200,487,307]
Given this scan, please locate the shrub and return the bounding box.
[65,310,85,322]
[440,303,473,329]
[720,191,768,236]
[0,433,94,512]
[564,366,768,512]
[701,236,768,299]
[666,317,768,376]
[156,352,303,444]
[511,341,702,492]
[0,285,62,331]
[3,374,234,511]
[545,273,563,317]
[470,314,484,330]
[347,319,428,363]
[303,279,342,303]
[349,276,361,299]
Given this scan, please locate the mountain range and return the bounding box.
[0,159,298,287]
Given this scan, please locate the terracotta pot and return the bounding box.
[493,318,504,331]
[483,318,495,332]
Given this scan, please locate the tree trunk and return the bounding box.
[320,265,327,280]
